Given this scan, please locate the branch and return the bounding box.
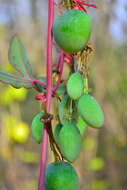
[38,0,54,189]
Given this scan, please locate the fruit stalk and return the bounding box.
[38,0,54,189]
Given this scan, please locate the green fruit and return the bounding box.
[54,123,63,142]
[59,95,71,125]
[58,122,82,162]
[67,72,84,100]
[45,161,79,190]
[53,9,92,54]
[77,94,104,128]
[76,116,88,136]
[31,112,44,143]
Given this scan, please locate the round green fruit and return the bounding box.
[77,94,104,128]
[67,72,84,100]
[53,9,92,54]
[57,122,82,162]
[31,112,44,143]
[45,161,79,190]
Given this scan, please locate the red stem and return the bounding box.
[38,0,54,189]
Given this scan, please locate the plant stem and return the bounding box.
[38,0,54,189]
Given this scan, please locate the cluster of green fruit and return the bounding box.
[31,72,104,190]
[54,71,104,162]
[30,8,104,190]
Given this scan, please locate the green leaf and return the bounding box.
[8,35,33,80]
[0,70,33,89]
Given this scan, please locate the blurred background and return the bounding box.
[0,0,127,190]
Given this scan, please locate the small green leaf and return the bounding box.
[8,35,33,79]
[0,70,33,89]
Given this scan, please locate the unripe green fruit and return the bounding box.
[45,161,79,190]
[58,122,82,162]
[53,9,92,54]
[67,72,84,100]
[54,123,63,142]
[77,94,104,128]
[76,116,88,136]
[31,112,44,143]
[59,95,70,125]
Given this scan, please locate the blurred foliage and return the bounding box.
[0,0,127,190]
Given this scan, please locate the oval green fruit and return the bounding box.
[53,9,92,54]
[45,161,79,190]
[67,72,84,100]
[59,95,71,125]
[76,116,88,136]
[58,122,82,162]
[77,94,104,128]
[31,112,44,143]
[54,123,63,142]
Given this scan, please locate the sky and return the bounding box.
[0,0,126,43]
[109,0,127,42]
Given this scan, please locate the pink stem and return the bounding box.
[56,52,62,71]
[38,129,48,190]
[38,0,54,189]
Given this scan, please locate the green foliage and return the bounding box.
[53,9,92,54]
[88,157,105,171]
[45,161,79,190]
[83,136,96,150]
[67,72,84,100]
[31,112,44,144]
[77,94,104,128]
[0,70,33,89]
[57,122,82,162]
[0,86,27,105]
[8,35,33,80]
[90,179,110,190]
[19,151,39,163]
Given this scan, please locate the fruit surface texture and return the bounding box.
[54,123,63,142]
[59,95,70,125]
[31,112,44,143]
[53,9,92,54]
[67,72,84,100]
[77,94,104,128]
[76,116,88,136]
[45,161,79,190]
[57,122,82,162]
